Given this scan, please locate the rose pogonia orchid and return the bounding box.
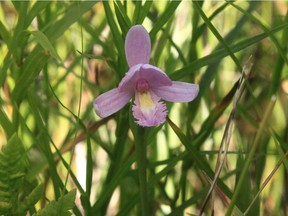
[94,25,199,127]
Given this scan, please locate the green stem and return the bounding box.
[135,126,149,216]
[226,96,276,215]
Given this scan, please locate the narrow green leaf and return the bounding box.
[0,21,10,44]
[0,2,29,87]
[11,1,97,102]
[91,155,136,214]
[226,96,276,215]
[103,1,126,76]
[194,78,241,148]
[133,1,153,25]
[149,1,181,42]
[130,110,150,216]
[29,30,61,61]
[192,2,230,43]
[272,131,288,171]
[165,29,187,65]
[170,23,288,80]
[244,132,288,215]
[26,2,50,28]
[0,107,14,138]
[91,108,130,214]
[228,1,288,65]
[132,1,142,24]
[113,1,131,35]
[48,137,85,195]
[168,187,209,216]
[18,184,45,214]
[192,1,242,72]
[166,118,243,210]
[25,92,62,198]
[269,10,288,96]
[86,136,93,198]
[154,19,173,65]
[12,50,50,102]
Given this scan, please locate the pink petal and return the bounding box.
[94,88,133,118]
[132,90,167,127]
[118,64,142,92]
[153,81,199,102]
[140,64,172,88]
[118,64,172,92]
[125,25,151,67]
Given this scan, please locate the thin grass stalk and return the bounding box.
[199,57,253,215]
[135,127,149,216]
[226,96,277,215]
[244,150,288,215]
[63,3,85,193]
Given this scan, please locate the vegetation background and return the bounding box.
[0,1,288,215]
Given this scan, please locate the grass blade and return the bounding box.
[192,1,242,72]
[29,30,61,61]
[149,1,181,42]
[226,96,276,215]
[103,1,126,75]
[170,22,288,80]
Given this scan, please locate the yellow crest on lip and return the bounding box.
[138,91,155,112]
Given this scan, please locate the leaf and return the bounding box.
[192,1,242,71]
[0,107,14,138]
[113,1,131,35]
[11,1,97,102]
[91,108,131,214]
[0,21,10,45]
[133,1,153,25]
[35,189,77,216]
[25,2,50,28]
[170,22,288,80]
[18,184,45,214]
[103,1,126,76]
[226,96,277,215]
[0,134,27,215]
[228,2,288,65]
[29,30,61,61]
[149,1,181,42]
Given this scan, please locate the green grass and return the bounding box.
[0,1,288,215]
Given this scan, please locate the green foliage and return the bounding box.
[18,184,45,214]
[35,190,76,216]
[29,30,61,61]
[0,134,44,216]
[0,1,287,216]
[0,134,26,215]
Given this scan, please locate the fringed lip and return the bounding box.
[132,90,167,127]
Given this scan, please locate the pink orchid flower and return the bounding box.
[94,25,199,127]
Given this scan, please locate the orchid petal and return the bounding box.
[125,25,151,67]
[140,64,172,88]
[132,90,167,127]
[118,64,172,92]
[118,64,141,92]
[94,88,133,118]
[153,81,199,102]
